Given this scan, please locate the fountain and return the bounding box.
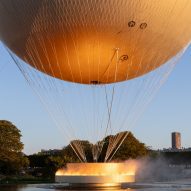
[55,162,136,189]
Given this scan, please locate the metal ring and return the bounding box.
[128,21,136,27]
[140,23,147,29]
[119,55,128,61]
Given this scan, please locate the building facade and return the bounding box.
[172,132,181,149]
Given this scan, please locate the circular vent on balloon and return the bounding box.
[140,23,147,29]
[128,21,136,27]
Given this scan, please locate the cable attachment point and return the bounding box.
[119,55,128,62]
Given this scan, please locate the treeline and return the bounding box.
[0,120,148,180]
[4,120,191,182]
[157,151,191,165]
[27,132,149,178]
[2,119,191,182]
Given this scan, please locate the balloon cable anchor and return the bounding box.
[90,80,101,85]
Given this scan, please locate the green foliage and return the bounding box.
[61,144,81,163]
[161,151,191,165]
[112,132,149,161]
[98,132,148,161]
[0,120,28,175]
[27,154,48,168]
[27,151,76,178]
[45,155,71,178]
[58,132,149,162]
[27,131,149,179]
[148,149,160,160]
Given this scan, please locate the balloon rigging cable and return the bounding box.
[1,0,191,162]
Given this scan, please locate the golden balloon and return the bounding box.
[0,0,191,84]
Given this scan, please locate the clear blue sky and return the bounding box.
[0,42,191,154]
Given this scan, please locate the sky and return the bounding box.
[0,43,191,155]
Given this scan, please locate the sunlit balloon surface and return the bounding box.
[1,0,191,84]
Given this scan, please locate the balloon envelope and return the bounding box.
[0,0,191,84]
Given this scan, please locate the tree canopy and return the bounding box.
[112,132,148,160]
[27,131,148,178]
[98,132,148,162]
[0,120,28,174]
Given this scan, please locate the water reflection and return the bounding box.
[0,185,51,191]
[0,184,185,191]
[0,184,132,191]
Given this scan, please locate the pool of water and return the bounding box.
[0,184,191,191]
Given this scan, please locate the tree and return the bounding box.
[112,132,149,161]
[59,132,149,162]
[0,120,28,174]
[99,132,148,161]
[45,155,73,178]
[61,145,81,163]
[58,132,148,162]
[27,151,76,178]
[27,131,148,179]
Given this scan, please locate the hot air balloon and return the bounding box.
[1,0,191,84]
[0,0,190,162]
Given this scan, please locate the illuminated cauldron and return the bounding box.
[55,163,136,188]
